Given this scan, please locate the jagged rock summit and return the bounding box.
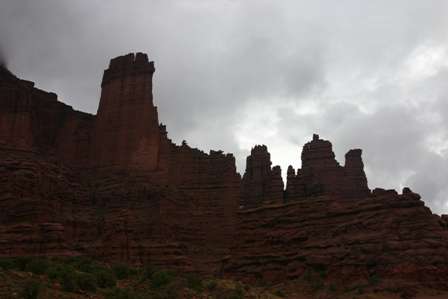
[1,53,448,294]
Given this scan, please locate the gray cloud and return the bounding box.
[1,0,448,214]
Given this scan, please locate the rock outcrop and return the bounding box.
[0,54,240,274]
[241,145,284,207]
[1,54,448,292]
[285,134,370,201]
[225,193,448,290]
[93,53,160,170]
[0,64,94,165]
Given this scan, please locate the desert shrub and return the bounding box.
[204,279,217,291]
[142,264,158,280]
[303,269,312,282]
[253,271,263,281]
[104,288,145,299]
[25,258,50,275]
[59,270,97,293]
[14,257,32,271]
[368,273,380,286]
[95,269,116,288]
[66,256,100,273]
[104,288,132,299]
[61,275,76,292]
[47,263,75,282]
[186,273,203,292]
[112,263,130,280]
[151,270,175,289]
[310,278,324,292]
[0,258,16,270]
[152,287,178,299]
[356,285,365,294]
[76,272,97,292]
[274,289,286,297]
[60,269,77,292]
[21,280,41,299]
[366,258,378,270]
[227,285,244,299]
[47,264,64,281]
[312,264,327,279]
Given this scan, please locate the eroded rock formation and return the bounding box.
[241,145,283,207]
[93,53,160,170]
[0,64,94,164]
[0,53,240,274]
[1,53,448,291]
[285,134,370,201]
[225,192,448,290]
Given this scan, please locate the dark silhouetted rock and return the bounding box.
[93,53,160,170]
[401,187,421,200]
[286,134,370,201]
[225,194,448,290]
[1,53,448,292]
[241,145,284,207]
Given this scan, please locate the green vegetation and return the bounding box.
[274,289,286,297]
[328,283,337,293]
[21,280,41,299]
[204,279,217,291]
[301,265,328,293]
[95,269,117,288]
[104,287,144,299]
[0,256,282,298]
[228,284,245,299]
[151,269,175,289]
[112,263,131,280]
[368,273,380,286]
[185,273,203,292]
[25,258,50,275]
[312,264,327,279]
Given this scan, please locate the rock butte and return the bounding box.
[1,53,448,292]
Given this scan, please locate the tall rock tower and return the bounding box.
[93,53,161,170]
[286,134,370,200]
[241,145,284,207]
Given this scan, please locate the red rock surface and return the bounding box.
[93,53,160,170]
[286,134,370,200]
[225,193,448,290]
[241,145,284,207]
[1,54,448,292]
[0,65,94,165]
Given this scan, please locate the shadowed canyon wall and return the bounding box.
[1,53,448,290]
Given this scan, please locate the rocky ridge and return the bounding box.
[1,53,448,293]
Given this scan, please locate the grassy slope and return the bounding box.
[0,257,446,299]
[0,257,280,299]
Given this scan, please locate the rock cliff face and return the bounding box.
[93,53,160,170]
[241,145,284,207]
[285,134,370,201]
[239,134,370,207]
[0,54,240,274]
[1,54,448,291]
[0,65,94,165]
[225,193,448,290]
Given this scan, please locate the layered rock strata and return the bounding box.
[0,54,240,273]
[241,145,284,207]
[0,65,94,165]
[225,192,448,290]
[1,54,448,291]
[285,134,370,201]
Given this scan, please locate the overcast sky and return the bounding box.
[1,0,448,214]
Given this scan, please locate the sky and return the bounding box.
[1,0,448,214]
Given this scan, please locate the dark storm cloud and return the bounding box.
[1,0,448,213]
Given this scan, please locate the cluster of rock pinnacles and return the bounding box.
[1,53,448,290]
